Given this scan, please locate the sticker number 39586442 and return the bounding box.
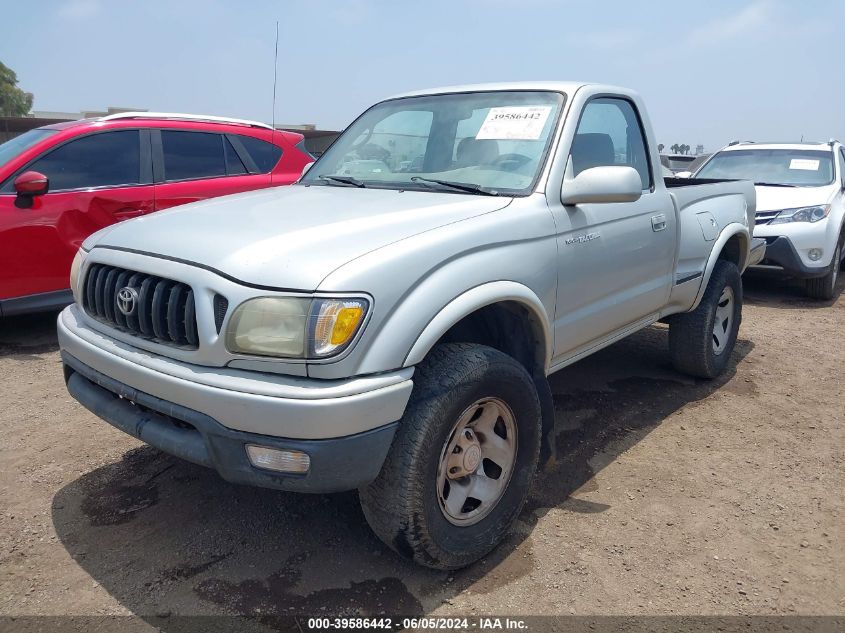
[476,106,552,141]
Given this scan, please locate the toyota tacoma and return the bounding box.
[58,82,761,569]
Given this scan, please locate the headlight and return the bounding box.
[69,248,86,302]
[226,297,310,357]
[226,296,369,359]
[770,205,830,224]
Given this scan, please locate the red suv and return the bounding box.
[0,113,313,316]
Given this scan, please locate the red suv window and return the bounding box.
[236,135,283,173]
[10,130,141,192]
[161,131,226,181]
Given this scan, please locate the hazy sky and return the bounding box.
[2,0,842,152]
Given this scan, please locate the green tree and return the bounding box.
[0,61,33,116]
[658,143,664,153]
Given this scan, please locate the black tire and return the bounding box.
[669,260,742,379]
[805,240,841,301]
[359,343,542,570]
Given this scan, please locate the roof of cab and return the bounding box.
[388,81,598,100]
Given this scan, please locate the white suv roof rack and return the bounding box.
[98,111,274,130]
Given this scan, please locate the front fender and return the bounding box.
[402,281,553,371]
[351,278,554,378]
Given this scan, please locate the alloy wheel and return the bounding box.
[436,397,518,526]
[712,286,735,355]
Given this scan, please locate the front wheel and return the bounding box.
[669,260,742,379]
[359,343,542,570]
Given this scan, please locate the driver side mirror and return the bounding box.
[561,166,642,205]
[14,171,49,208]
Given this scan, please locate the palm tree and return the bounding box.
[670,144,679,154]
[658,143,665,153]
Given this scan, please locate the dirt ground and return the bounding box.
[1,272,843,627]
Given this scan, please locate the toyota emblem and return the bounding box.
[116,287,139,316]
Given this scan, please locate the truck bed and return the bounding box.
[661,176,757,315]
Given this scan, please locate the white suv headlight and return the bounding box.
[770,205,830,224]
[226,296,369,359]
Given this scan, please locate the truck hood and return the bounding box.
[93,185,511,290]
[754,184,837,212]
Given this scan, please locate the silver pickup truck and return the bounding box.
[58,82,762,569]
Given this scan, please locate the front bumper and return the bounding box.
[63,353,398,492]
[57,304,415,493]
[753,236,831,278]
[57,305,413,439]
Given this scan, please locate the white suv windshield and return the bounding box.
[302,91,564,195]
[697,148,835,187]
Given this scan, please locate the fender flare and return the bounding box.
[692,223,749,309]
[402,280,553,373]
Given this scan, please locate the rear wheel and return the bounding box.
[669,260,742,379]
[359,343,542,570]
[805,241,841,301]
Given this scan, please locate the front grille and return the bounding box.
[755,210,780,225]
[82,264,199,349]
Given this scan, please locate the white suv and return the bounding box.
[695,141,845,299]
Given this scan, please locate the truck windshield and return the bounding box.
[697,148,835,187]
[302,91,564,195]
[0,129,56,170]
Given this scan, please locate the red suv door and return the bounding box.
[0,129,154,307]
[152,130,277,210]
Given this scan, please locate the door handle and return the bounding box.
[651,214,667,232]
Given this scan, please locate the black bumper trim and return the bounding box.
[62,351,398,493]
[754,236,831,279]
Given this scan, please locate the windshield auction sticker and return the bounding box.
[476,106,552,140]
[789,158,820,170]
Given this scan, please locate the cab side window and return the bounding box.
[570,97,651,190]
[26,131,141,191]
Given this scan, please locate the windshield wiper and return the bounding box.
[754,181,797,188]
[410,176,500,196]
[319,175,367,188]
